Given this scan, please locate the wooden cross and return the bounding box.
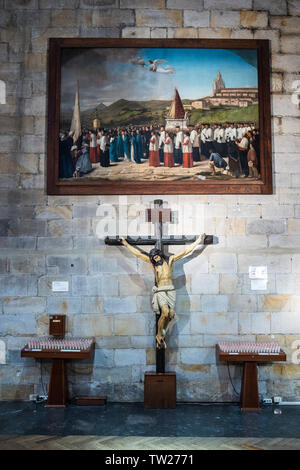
[146,199,171,251]
[105,199,213,373]
[105,199,213,248]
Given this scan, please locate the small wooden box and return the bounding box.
[49,315,66,337]
[144,372,176,409]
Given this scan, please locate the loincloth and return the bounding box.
[151,285,176,315]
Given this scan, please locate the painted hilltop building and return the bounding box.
[192,71,258,110]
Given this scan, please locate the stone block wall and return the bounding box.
[0,0,300,402]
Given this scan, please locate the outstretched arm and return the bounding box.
[119,237,151,264]
[169,234,206,265]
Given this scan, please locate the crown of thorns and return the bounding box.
[149,248,164,261]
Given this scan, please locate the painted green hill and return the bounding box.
[62,99,171,129]
[188,104,259,125]
[60,99,259,130]
[87,99,172,128]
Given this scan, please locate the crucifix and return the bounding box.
[105,199,213,375]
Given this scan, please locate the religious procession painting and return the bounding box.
[47,39,272,195]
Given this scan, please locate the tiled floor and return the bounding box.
[0,401,298,438]
[1,434,300,450]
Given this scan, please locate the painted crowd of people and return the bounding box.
[59,121,260,179]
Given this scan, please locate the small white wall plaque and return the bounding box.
[52,281,69,292]
[251,279,268,291]
[249,266,267,279]
[0,340,6,364]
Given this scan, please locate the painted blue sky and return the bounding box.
[61,47,258,111]
[130,47,258,101]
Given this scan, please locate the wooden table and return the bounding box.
[216,345,286,411]
[21,343,95,408]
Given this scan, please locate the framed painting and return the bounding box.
[47,38,272,195]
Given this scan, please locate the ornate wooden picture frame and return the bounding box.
[47,38,272,195]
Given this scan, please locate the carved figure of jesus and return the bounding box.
[119,234,206,349]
